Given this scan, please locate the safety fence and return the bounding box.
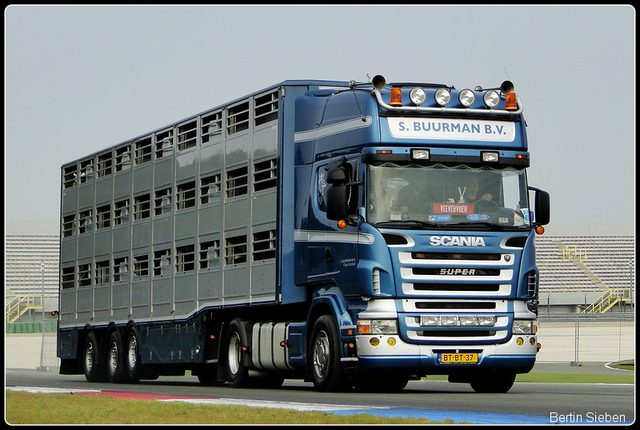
[536,313,635,363]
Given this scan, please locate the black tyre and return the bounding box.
[309,315,350,392]
[83,331,108,382]
[125,327,141,383]
[470,372,516,393]
[107,330,128,383]
[353,374,409,392]
[225,320,249,388]
[196,364,219,385]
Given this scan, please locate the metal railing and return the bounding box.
[583,288,634,313]
[6,294,44,323]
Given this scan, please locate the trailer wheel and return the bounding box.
[225,320,249,388]
[309,315,350,392]
[469,372,516,393]
[83,331,108,382]
[107,330,128,383]
[125,327,141,383]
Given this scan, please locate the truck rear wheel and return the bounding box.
[125,327,141,383]
[107,330,128,383]
[309,315,350,392]
[83,331,108,382]
[225,320,249,388]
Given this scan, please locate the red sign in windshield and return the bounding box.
[433,204,474,214]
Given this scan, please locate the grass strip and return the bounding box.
[5,390,446,425]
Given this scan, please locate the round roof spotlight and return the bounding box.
[483,90,500,108]
[459,89,475,107]
[409,87,427,106]
[434,88,451,106]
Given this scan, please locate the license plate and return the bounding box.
[438,353,478,364]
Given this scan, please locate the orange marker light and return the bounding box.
[535,225,545,235]
[505,93,518,110]
[390,87,402,106]
[337,219,347,229]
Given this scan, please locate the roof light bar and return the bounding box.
[369,75,523,115]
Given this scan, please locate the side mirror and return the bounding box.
[326,185,348,221]
[532,188,550,226]
[326,167,347,185]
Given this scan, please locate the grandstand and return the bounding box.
[5,234,60,323]
[535,235,635,313]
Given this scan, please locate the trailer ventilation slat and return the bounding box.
[254,90,279,126]
[227,101,250,135]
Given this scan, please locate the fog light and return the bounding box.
[369,337,380,347]
[440,315,459,326]
[516,337,524,346]
[459,316,477,326]
[477,316,496,327]
[387,337,396,346]
[530,337,536,346]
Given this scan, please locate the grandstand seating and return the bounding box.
[5,235,59,297]
[535,236,635,293]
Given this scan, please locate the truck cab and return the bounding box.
[293,76,550,392]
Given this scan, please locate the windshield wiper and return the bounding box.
[373,220,440,230]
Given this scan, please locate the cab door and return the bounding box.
[306,157,360,291]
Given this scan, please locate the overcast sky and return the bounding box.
[4,5,635,227]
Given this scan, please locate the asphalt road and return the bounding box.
[5,364,635,424]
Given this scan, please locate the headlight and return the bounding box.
[513,319,536,335]
[358,319,398,335]
[458,89,475,107]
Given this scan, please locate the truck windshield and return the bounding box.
[366,163,530,230]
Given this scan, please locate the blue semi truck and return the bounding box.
[57,75,549,393]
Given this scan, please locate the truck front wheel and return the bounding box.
[309,315,350,392]
[225,320,249,388]
[470,372,516,393]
